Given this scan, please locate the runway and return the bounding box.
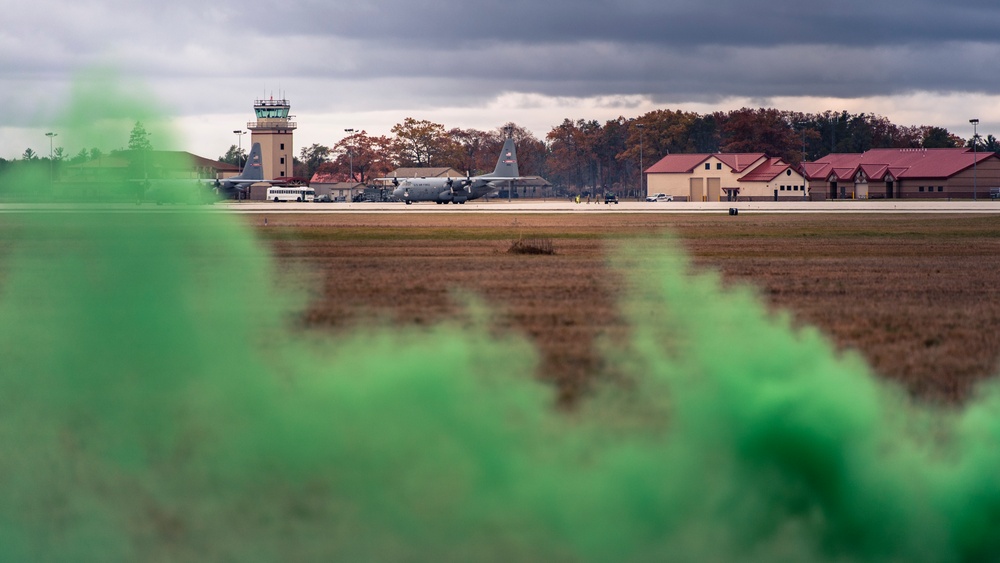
[2,200,999,214]
[216,199,1000,214]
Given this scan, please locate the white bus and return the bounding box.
[266,186,316,202]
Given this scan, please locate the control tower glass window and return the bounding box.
[255,107,289,119]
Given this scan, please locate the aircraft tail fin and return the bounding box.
[233,143,265,182]
[490,137,519,178]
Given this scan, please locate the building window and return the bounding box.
[919,186,924,192]
[280,143,285,150]
[705,163,711,170]
[938,186,944,192]
[716,163,722,170]
[280,157,285,164]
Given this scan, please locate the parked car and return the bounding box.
[645,193,673,202]
[604,193,619,204]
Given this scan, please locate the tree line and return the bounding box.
[279,109,997,196]
[1,121,155,182]
[8,112,998,196]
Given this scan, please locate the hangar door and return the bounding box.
[689,178,704,202]
[707,178,721,202]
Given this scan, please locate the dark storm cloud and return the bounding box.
[251,0,1000,102]
[9,0,1000,104]
[290,0,1000,49]
[5,0,1000,157]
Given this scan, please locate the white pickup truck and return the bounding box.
[645,193,674,202]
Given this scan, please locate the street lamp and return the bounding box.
[970,119,979,201]
[797,122,808,201]
[45,132,57,183]
[636,123,645,199]
[233,130,246,169]
[344,129,355,181]
[797,122,807,163]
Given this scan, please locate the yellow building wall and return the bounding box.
[739,169,808,200]
[251,130,295,179]
[689,178,703,202]
[647,173,696,198]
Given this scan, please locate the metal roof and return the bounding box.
[804,148,995,181]
[738,157,793,182]
[645,153,767,174]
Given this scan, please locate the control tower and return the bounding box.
[247,97,296,179]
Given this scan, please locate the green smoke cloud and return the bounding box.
[3,73,1000,562]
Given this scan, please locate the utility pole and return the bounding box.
[45,132,57,184]
[970,119,979,200]
[344,128,355,181]
[636,123,645,200]
[233,130,246,169]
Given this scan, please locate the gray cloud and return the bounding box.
[253,1,1000,101]
[9,1,1000,100]
[4,0,1000,157]
[283,0,1000,48]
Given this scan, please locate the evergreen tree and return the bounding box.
[128,121,153,152]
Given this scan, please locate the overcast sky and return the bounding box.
[4,0,1000,159]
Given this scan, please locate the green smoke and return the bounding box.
[4,75,1000,562]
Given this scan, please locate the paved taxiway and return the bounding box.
[2,200,999,214]
[216,200,1000,214]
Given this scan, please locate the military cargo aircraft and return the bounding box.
[207,142,266,196]
[389,137,522,204]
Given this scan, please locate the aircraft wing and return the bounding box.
[480,176,523,185]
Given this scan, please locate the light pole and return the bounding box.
[970,119,979,200]
[797,122,808,201]
[233,130,246,169]
[797,121,807,163]
[344,128,355,181]
[636,123,645,200]
[45,132,57,184]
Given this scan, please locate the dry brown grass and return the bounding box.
[508,238,555,255]
[248,212,1000,404]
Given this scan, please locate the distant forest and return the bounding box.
[5,109,996,194]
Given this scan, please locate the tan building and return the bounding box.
[309,172,365,202]
[65,150,237,182]
[645,153,782,201]
[736,157,808,201]
[248,98,296,180]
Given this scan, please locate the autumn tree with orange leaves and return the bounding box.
[336,131,393,183]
